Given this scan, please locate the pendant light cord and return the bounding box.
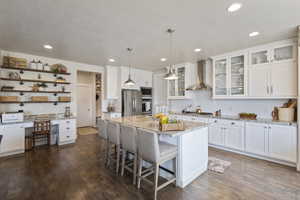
[127,48,132,78]
[167,29,175,73]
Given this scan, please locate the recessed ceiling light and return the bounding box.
[108,58,115,62]
[249,31,260,37]
[227,3,242,12]
[194,48,202,52]
[160,58,167,62]
[43,44,53,49]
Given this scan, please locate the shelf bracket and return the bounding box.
[19,81,24,85]
[20,102,24,106]
[54,83,57,87]
[20,92,24,96]
[54,93,57,96]
[20,70,24,74]
[53,74,57,77]
[54,102,58,106]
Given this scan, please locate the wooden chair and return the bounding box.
[32,120,51,149]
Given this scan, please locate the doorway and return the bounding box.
[77,84,93,127]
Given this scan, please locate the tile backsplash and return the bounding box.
[168,90,287,119]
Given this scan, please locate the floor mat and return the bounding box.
[208,157,231,173]
[78,127,98,136]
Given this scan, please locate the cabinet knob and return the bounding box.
[231,122,235,125]
[66,136,70,138]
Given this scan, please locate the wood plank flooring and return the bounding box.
[0,134,300,200]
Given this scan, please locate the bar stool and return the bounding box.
[136,128,177,200]
[32,120,51,150]
[97,118,109,164]
[107,121,121,174]
[120,124,138,184]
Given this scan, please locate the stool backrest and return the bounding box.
[97,118,108,139]
[33,120,51,134]
[137,128,159,163]
[107,121,120,145]
[120,125,137,153]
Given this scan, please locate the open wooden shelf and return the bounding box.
[0,101,71,106]
[0,90,71,94]
[1,66,71,75]
[0,77,71,85]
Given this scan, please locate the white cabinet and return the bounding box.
[249,40,297,98]
[249,62,297,98]
[245,122,297,163]
[268,124,297,163]
[224,122,245,151]
[212,39,297,99]
[245,122,268,156]
[58,119,77,145]
[209,119,245,151]
[208,121,224,146]
[0,124,25,155]
[167,63,195,99]
[213,52,247,98]
[105,66,120,99]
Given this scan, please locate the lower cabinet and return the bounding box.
[268,124,297,163]
[209,119,245,151]
[208,122,224,146]
[58,119,77,145]
[0,124,25,155]
[224,122,244,151]
[245,122,268,156]
[245,122,297,163]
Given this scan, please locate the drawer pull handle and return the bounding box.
[66,127,70,130]
[67,136,70,138]
[66,121,70,123]
[231,122,235,125]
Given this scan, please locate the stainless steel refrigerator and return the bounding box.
[122,89,142,116]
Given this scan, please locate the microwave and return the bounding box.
[140,87,152,97]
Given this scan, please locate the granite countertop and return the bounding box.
[107,115,209,137]
[172,112,297,126]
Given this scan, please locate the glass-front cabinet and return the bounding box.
[167,64,193,99]
[214,59,228,96]
[213,53,247,98]
[168,66,185,99]
[250,42,296,66]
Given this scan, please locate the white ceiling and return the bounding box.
[0,0,299,71]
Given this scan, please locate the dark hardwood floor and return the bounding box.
[1,134,300,200]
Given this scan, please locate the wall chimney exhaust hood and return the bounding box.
[186,60,209,91]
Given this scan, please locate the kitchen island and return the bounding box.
[108,115,209,188]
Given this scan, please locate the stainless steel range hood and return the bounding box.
[186,60,209,91]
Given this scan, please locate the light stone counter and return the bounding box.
[107,115,209,137]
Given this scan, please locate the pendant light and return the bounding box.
[164,28,178,80]
[124,48,136,86]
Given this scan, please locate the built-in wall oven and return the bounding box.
[141,87,152,115]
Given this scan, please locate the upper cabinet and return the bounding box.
[212,39,297,99]
[105,66,120,99]
[213,52,247,98]
[167,63,195,99]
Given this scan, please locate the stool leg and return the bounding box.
[173,157,177,186]
[107,142,112,167]
[116,144,121,174]
[133,153,137,185]
[137,157,143,189]
[154,163,159,200]
[121,149,126,176]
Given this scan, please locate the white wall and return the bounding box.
[0,50,104,120]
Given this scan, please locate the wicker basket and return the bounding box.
[0,96,19,102]
[159,121,185,132]
[31,96,49,102]
[58,96,71,102]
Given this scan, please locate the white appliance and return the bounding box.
[1,112,24,124]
